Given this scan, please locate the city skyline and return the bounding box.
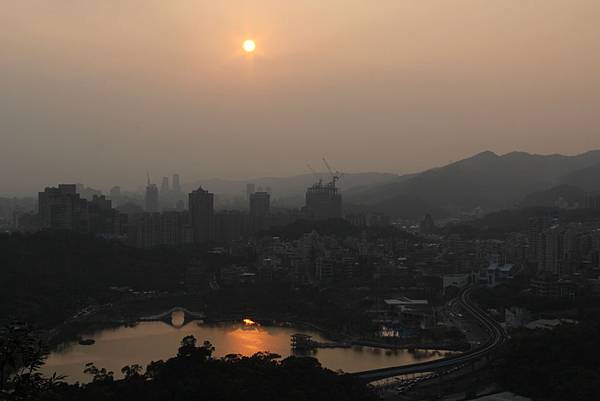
[3,147,600,197]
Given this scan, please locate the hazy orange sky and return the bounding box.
[1,1,600,194]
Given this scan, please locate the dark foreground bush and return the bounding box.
[2,331,378,401]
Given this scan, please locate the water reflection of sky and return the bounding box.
[43,319,452,383]
[228,326,281,354]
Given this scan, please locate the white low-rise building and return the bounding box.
[443,273,470,293]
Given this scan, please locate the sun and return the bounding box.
[243,39,256,53]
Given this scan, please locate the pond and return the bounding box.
[42,314,451,383]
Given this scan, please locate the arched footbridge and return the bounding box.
[139,307,206,328]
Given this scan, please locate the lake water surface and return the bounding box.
[43,315,451,382]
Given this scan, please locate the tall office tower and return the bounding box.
[145,183,159,212]
[304,180,342,220]
[246,183,255,200]
[172,174,181,193]
[161,177,170,194]
[249,191,270,232]
[38,184,86,230]
[109,186,121,206]
[189,186,215,243]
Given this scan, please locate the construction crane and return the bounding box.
[322,157,344,187]
[306,163,322,185]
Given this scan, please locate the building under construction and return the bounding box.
[304,159,343,221]
[304,180,342,220]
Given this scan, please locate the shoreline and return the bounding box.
[46,308,467,354]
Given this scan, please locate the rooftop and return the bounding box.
[384,297,428,306]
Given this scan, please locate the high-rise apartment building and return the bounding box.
[249,191,270,232]
[161,177,170,194]
[109,186,122,206]
[38,184,125,235]
[128,211,192,249]
[172,174,181,193]
[145,183,159,212]
[189,186,214,243]
[38,184,85,230]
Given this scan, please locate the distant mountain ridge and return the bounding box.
[560,162,600,192]
[182,150,600,217]
[345,150,600,219]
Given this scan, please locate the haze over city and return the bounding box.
[3,2,600,401]
[2,1,600,195]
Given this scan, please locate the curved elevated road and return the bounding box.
[355,287,507,382]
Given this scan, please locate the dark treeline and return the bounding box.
[443,207,600,239]
[260,218,418,241]
[473,283,600,317]
[0,231,377,337]
[0,231,193,327]
[471,282,600,400]
[261,218,361,239]
[501,318,600,401]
